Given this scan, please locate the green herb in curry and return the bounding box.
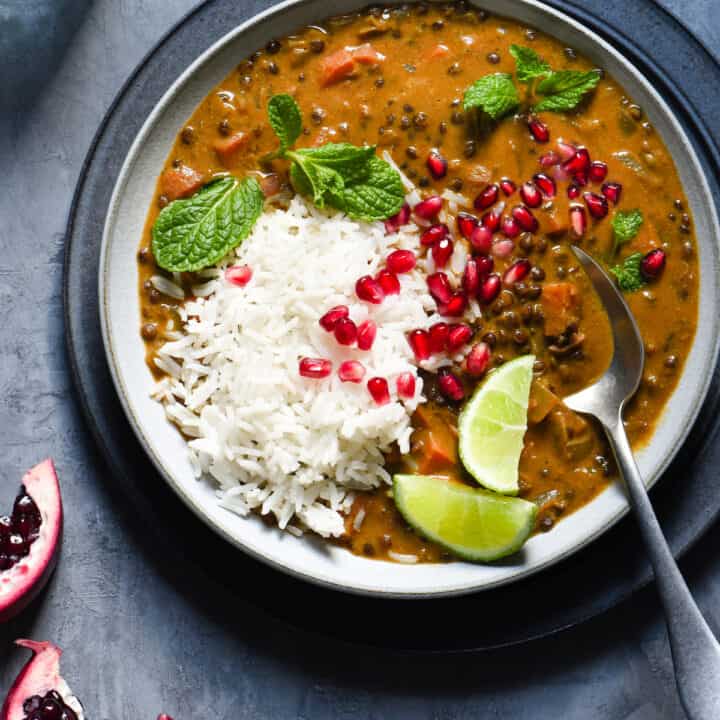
[611,252,646,292]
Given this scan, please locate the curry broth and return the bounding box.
[137,3,698,562]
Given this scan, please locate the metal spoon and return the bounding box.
[563,247,720,719]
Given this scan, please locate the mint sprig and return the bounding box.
[534,70,601,113]
[611,209,644,257]
[610,252,646,292]
[152,176,264,272]
[509,44,550,84]
[463,73,520,121]
[267,95,404,221]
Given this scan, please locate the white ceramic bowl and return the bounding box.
[100,0,720,597]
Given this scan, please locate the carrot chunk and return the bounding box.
[541,282,581,337]
[414,425,458,475]
[160,166,204,201]
[214,132,250,166]
[319,49,357,86]
[350,43,385,64]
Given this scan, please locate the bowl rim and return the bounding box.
[99,0,720,597]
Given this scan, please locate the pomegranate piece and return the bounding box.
[420,223,449,247]
[474,183,500,211]
[338,360,366,383]
[563,146,591,175]
[376,269,400,296]
[478,273,502,304]
[641,249,666,280]
[539,151,561,167]
[528,117,550,143]
[584,192,609,219]
[334,317,358,345]
[519,182,542,208]
[481,207,502,232]
[589,161,608,183]
[602,181,622,205]
[446,323,472,353]
[557,140,577,162]
[512,205,539,233]
[533,173,556,198]
[426,272,453,304]
[224,265,253,287]
[367,377,391,405]
[465,342,491,377]
[357,320,377,350]
[431,237,454,268]
[396,372,417,399]
[492,239,515,258]
[356,275,384,304]
[503,259,532,286]
[475,254,494,277]
[573,169,589,187]
[386,249,416,274]
[456,213,479,240]
[0,460,62,623]
[428,322,450,353]
[384,203,410,234]
[319,305,349,332]
[437,369,465,401]
[299,357,332,378]
[438,292,468,317]
[470,225,493,254]
[427,151,448,180]
[569,205,587,238]
[462,258,480,295]
[413,195,443,220]
[500,178,517,196]
[567,184,581,200]
[1,640,84,720]
[501,216,521,239]
[408,329,431,360]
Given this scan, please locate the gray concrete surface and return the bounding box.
[0,0,719,718]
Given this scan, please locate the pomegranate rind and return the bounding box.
[0,460,62,623]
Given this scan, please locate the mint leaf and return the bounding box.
[152,177,264,272]
[510,44,550,83]
[610,252,646,292]
[533,70,600,112]
[267,94,302,153]
[611,209,644,256]
[463,73,520,120]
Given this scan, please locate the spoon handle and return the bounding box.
[605,415,720,720]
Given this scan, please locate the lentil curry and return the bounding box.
[137,3,698,563]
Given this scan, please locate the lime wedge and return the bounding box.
[458,355,535,495]
[393,474,537,562]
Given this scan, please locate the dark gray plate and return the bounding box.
[64,0,720,651]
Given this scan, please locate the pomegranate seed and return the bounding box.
[432,237,454,268]
[319,305,349,332]
[367,377,391,405]
[503,258,531,286]
[539,151,561,167]
[413,195,443,220]
[299,357,332,379]
[428,322,450,352]
[589,161,608,183]
[376,269,400,295]
[396,372,416,399]
[427,272,453,304]
[457,213,479,240]
[602,181,622,205]
[438,292,468,317]
[584,191,609,219]
[470,225,493,253]
[338,360,366,383]
[500,178,517,196]
[475,254,494,277]
[384,203,410,234]
[387,249,416,274]
[563,146,590,174]
[557,140,577,162]
[512,205,539,232]
[462,258,480,294]
[569,205,587,237]
[574,169,589,187]
[478,273,501,304]
[482,207,502,232]
[641,249,666,280]
[357,319,377,350]
[520,182,542,208]
[567,184,581,200]
[334,317,358,345]
[501,216,521,238]
[421,223,449,247]
[447,323,472,352]
[492,239,515,258]
[533,173,556,198]
[356,275,384,304]
[225,265,253,286]
[437,369,465,401]
[427,151,448,179]
[474,183,500,210]
[408,329,431,360]
[465,342,491,377]
[528,117,550,143]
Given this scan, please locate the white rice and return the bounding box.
[152,194,476,538]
